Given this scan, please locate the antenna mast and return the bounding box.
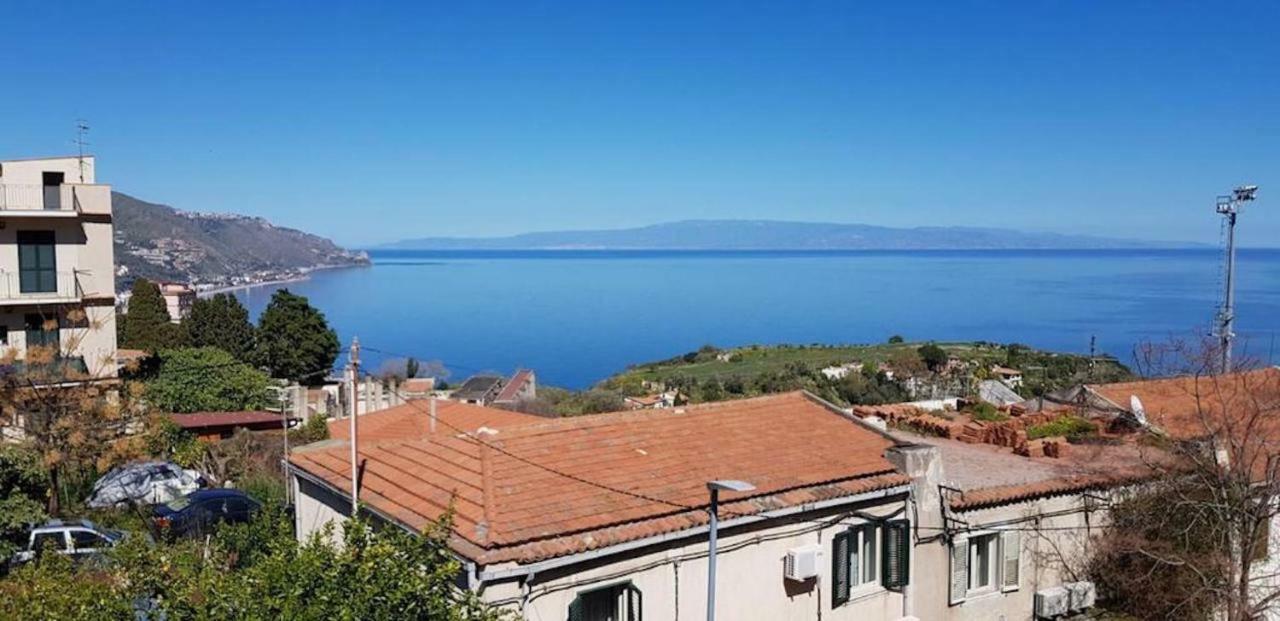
[74,120,90,182]
[1215,184,1258,374]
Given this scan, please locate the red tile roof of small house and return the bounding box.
[493,369,534,403]
[325,399,542,443]
[169,411,287,431]
[290,391,909,564]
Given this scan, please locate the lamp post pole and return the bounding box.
[706,480,754,621]
[706,486,720,621]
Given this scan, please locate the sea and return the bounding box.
[229,249,1280,389]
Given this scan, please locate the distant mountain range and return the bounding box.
[382,220,1200,251]
[113,192,369,291]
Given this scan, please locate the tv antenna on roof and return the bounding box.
[74,120,90,182]
[1215,185,1258,374]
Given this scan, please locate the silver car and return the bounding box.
[9,519,125,566]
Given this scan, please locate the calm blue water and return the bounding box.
[230,249,1280,389]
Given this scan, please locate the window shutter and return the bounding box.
[625,584,643,621]
[1001,530,1020,591]
[949,536,968,605]
[567,594,584,621]
[832,530,851,607]
[881,519,911,590]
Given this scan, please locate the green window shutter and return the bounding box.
[625,583,643,621]
[832,529,851,607]
[881,519,911,590]
[567,594,584,621]
[949,536,969,605]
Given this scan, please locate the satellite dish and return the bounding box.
[1129,395,1149,427]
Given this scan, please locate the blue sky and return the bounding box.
[3,1,1277,247]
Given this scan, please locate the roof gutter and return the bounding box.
[476,483,908,583]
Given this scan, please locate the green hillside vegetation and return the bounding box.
[599,340,1132,408]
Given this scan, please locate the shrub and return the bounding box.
[968,402,1009,423]
[1027,415,1097,440]
[145,347,272,413]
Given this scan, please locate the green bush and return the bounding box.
[1027,415,1097,440]
[968,402,1009,422]
[145,347,272,413]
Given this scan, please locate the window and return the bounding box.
[0,326,7,345]
[950,530,1021,605]
[832,520,911,607]
[567,582,641,621]
[32,532,65,554]
[17,231,57,294]
[24,314,59,350]
[70,530,107,550]
[968,534,998,593]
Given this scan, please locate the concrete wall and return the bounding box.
[292,471,913,621]
[913,494,1108,621]
[482,502,909,621]
[0,156,95,184]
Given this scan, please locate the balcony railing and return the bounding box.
[0,270,84,304]
[0,184,111,216]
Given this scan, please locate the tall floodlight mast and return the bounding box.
[1215,184,1258,373]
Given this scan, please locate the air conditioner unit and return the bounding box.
[1034,586,1070,619]
[784,545,822,581]
[1065,581,1096,611]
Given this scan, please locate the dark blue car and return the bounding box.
[151,489,261,539]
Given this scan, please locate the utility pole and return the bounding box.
[1216,185,1258,374]
[348,337,361,516]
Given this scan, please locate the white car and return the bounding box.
[85,461,204,508]
[10,519,124,566]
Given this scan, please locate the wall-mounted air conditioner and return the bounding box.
[784,544,822,581]
[1066,581,1096,611]
[1034,586,1070,619]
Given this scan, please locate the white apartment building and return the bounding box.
[0,156,118,378]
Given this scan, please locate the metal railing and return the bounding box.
[0,184,109,215]
[0,270,84,303]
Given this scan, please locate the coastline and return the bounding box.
[196,263,368,298]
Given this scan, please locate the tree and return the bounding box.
[145,348,272,413]
[887,335,905,344]
[406,357,421,379]
[186,293,256,361]
[1085,340,1280,621]
[253,289,340,384]
[0,445,49,559]
[120,279,186,352]
[917,343,948,372]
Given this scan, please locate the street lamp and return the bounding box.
[706,479,755,621]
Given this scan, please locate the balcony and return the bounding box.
[0,270,84,306]
[0,184,111,217]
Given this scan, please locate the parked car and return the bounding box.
[86,461,204,508]
[151,489,261,539]
[9,519,125,567]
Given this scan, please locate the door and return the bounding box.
[17,231,57,294]
[41,171,63,209]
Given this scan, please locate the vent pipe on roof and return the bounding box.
[429,396,437,434]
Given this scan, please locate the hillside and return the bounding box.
[599,341,1133,407]
[112,192,369,291]
[384,219,1197,251]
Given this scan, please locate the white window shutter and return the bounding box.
[1001,530,1021,592]
[949,536,968,605]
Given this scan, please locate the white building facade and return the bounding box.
[0,156,118,378]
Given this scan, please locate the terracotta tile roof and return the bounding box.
[290,391,909,564]
[949,469,1155,511]
[169,411,287,430]
[1087,368,1280,440]
[493,370,533,403]
[326,399,542,443]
